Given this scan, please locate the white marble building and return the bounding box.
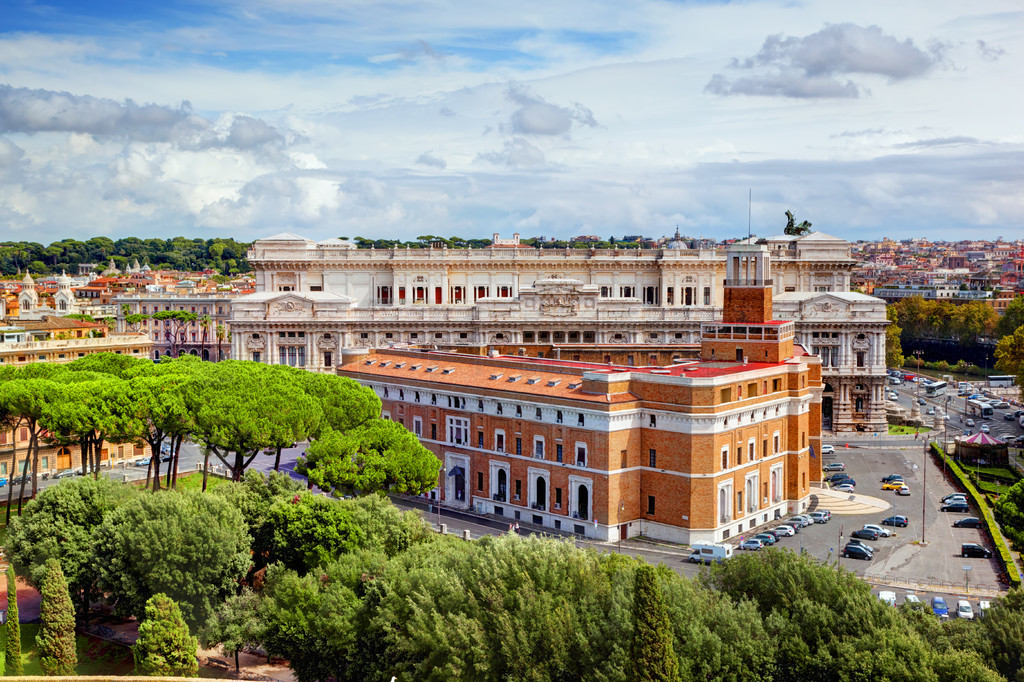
[230,230,887,432]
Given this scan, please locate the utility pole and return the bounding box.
[922,438,928,545]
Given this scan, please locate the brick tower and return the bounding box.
[701,242,794,363]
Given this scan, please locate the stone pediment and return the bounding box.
[266,294,314,318]
[798,293,852,318]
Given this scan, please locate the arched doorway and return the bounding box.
[202,349,210,361]
[535,477,546,510]
[497,469,507,501]
[577,484,589,520]
[719,488,728,523]
[153,350,160,360]
[57,447,72,470]
[822,383,835,431]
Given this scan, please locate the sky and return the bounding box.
[0,0,1022,245]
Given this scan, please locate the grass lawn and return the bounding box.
[968,465,1019,481]
[173,472,231,493]
[1,623,135,675]
[889,424,933,435]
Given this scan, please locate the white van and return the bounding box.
[688,543,733,565]
[957,600,974,620]
[888,376,902,386]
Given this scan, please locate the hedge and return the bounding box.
[932,443,1022,588]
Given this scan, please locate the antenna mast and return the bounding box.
[747,189,752,239]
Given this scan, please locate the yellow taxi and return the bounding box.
[882,480,905,491]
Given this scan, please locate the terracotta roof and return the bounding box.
[340,353,639,404]
[16,316,105,330]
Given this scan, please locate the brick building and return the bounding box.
[339,242,822,543]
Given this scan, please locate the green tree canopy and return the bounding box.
[9,475,136,616]
[629,564,680,682]
[133,593,199,677]
[300,419,441,496]
[6,564,22,676]
[93,490,250,630]
[37,559,77,676]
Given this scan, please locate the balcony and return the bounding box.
[531,502,546,511]
[492,491,507,502]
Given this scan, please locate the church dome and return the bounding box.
[665,228,689,250]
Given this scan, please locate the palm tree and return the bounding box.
[215,324,227,361]
[199,314,212,361]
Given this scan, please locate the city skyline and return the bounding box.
[1,0,1021,243]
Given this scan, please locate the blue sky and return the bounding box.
[0,0,1021,243]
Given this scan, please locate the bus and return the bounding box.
[988,375,1016,388]
[925,381,947,397]
[968,399,994,419]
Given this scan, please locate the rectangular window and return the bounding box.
[577,444,587,467]
[774,434,780,453]
[577,414,584,426]
[748,441,755,461]
[534,438,545,458]
[446,417,470,445]
[252,351,261,363]
[535,407,542,420]
[704,287,711,305]
[495,432,505,452]
[555,488,562,507]
[477,432,484,448]
[515,479,522,500]
[647,495,655,515]
[720,388,731,403]
[477,472,483,491]
[516,438,522,456]
[649,449,656,467]
[721,447,729,470]
[413,418,422,437]
[556,444,563,463]
[431,424,437,440]
[556,411,563,424]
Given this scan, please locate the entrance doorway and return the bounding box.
[822,383,834,431]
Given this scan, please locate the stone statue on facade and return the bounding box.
[784,210,813,236]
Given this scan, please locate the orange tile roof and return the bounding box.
[340,353,639,405]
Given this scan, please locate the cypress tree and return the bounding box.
[133,593,199,677]
[37,558,77,675]
[5,564,22,675]
[628,564,681,682]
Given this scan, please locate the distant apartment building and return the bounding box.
[115,292,238,361]
[0,316,152,367]
[340,243,822,543]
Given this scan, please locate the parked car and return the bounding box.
[738,539,764,551]
[816,510,832,521]
[942,493,968,504]
[846,537,874,552]
[979,600,992,619]
[882,481,905,491]
[851,528,880,540]
[917,397,926,405]
[809,511,830,524]
[833,484,856,493]
[896,485,911,496]
[823,462,845,472]
[754,533,777,546]
[994,401,1010,409]
[953,517,983,529]
[863,524,892,538]
[842,544,873,560]
[55,469,78,479]
[941,502,970,513]
[134,458,151,467]
[957,600,975,620]
[878,591,897,607]
[882,474,904,483]
[963,430,973,436]
[1004,412,1016,421]
[882,515,908,527]
[0,476,6,487]
[773,525,797,537]
[980,424,991,434]
[966,418,976,427]
[833,477,856,487]
[820,444,835,455]
[904,594,923,609]
[961,543,993,558]
[787,516,811,528]
[932,596,949,618]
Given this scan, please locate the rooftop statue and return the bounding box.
[784,210,813,236]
